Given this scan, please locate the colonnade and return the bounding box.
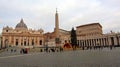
[77,35,120,49]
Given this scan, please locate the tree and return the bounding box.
[70,27,77,48]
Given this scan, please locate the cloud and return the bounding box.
[0,0,120,33]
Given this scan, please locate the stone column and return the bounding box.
[35,37,37,46]
[26,37,28,46]
[27,37,29,46]
[106,38,109,46]
[36,37,38,46]
[23,37,24,46]
[99,39,101,46]
[29,37,32,46]
[90,39,92,47]
[104,38,106,46]
[19,37,21,46]
[103,38,105,47]
[83,40,85,48]
[92,39,94,48]
[93,39,95,47]
[95,39,97,47]
[89,39,92,47]
[82,40,84,47]
[87,39,89,47]
[101,38,104,47]
[104,38,107,46]
[103,38,106,47]
[42,37,44,45]
[37,37,40,46]
[114,36,117,45]
[13,36,16,46]
[94,39,96,47]
[91,39,93,47]
[96,39,99,46]
[108,37,111,46]
[25,37,27,46]
[9,36,12,46]
[2,36,5,48]
[33,37,35,46]
[81,40,83,48]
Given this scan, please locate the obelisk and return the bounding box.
[55,8,59,38]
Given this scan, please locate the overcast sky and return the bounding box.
[0,0,120,33]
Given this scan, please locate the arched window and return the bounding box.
[65,40,67,43]
[24,41,26,46]
[21,39,23,46]
[28,39,29,46]
[39,40,42,45]
[6,30,8,32]
[32,39,34,46]
[16,39,18,46]
[5,39,8,48]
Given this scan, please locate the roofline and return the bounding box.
[59,29,70,32]
[76,23,102,28]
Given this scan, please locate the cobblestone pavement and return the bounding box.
[0,47,21,57]
[0,47,120,67]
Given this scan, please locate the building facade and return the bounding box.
[2,19,44,48]
[76,23,120,49]
[1,10,120,48]
[76,23,102,37]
